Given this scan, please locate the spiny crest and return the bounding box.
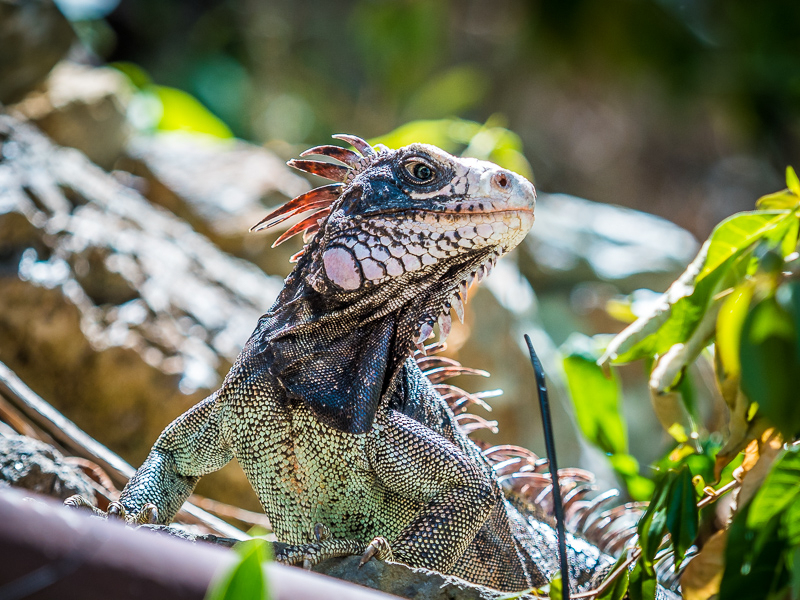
[417,343,643,559]
[250,134,385,258]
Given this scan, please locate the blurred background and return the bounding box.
[1,0,799,517]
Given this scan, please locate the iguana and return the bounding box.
[67,135,657,594]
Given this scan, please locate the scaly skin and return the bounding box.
[86,136,617,592]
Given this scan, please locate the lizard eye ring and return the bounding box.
[403,159,436,183]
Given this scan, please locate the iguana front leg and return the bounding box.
[67,393,233,524]
[366,409,497,573]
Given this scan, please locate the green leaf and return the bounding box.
[629,560,657,600]
[787,166,800,197]
[757,190,799,210]
[716,283,755,379]
[665,465,699,568]
[608,454,655,501]
[791,547,800,600]
[608,453,639,476]
[549,571,563,600]
[781,216,800,257]
[637,473,672,575]
[748,447,800,531]
[372,117,534,179]
[720,502,789,600]
[561,333,627,455]
[206,539,272,600]
[373,118,477,153]
[783,497,800,548]
[154,85,234,138]
[698,212,793,281]
[625,474,656,502]
[739,296,800,439]
[597,553,630,600]
[603,210,796,365]
[778,280,800,361]
[645,510,667,563]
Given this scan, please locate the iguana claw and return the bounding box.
[64,494,105,517]
[64,495,158,525]
[359,536,393,567]
[313,522,331,542]
[107,500,126,520]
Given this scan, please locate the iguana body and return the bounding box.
[92,136,622,592]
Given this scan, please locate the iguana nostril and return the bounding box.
[493,172,510,190]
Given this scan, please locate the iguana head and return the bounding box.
[254,134,535,351]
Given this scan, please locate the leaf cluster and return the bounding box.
[560,168,800,599]
[206,538,273,600]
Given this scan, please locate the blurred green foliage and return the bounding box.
[206,538,272,600]
[114,62,233,137]
[373,117,533,180]
[82,0,800,220]
[564,168,800,598]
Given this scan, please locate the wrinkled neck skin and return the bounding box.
[254,243,490,433]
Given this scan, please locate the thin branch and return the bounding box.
[568,477,740,599]
[0,360,247,540]
[697,480,737,509]
[188,494,272,530]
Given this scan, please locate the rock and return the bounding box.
[0,430,95,501]
[523,192,699,293]
[310,555,536,600]
[135,531,535,600]
[0,113,282,509]
[121,132,309,272]
[0,0,74,104]
[13,62,133,169]
[139,523,239,548]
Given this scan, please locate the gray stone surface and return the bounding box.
[524,192,699,293]
[311,555,537,600]
[0,0,74,104]
[122,131,309,271]
[0,112,283,508]
[13,62,133,169]
[0,430,95,500]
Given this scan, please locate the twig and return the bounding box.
[569,478,740,599]
[697,480,737,509]
[0,360,247,540]
[188,494,272,529]
[64,457,120,496]
[525,334,570,600]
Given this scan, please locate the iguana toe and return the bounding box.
[64,495,158,525]
[64,494,105,517]
[359,536,393,567]
[106,500,127,520]
[277,539,368,569]
[313,522,331,542]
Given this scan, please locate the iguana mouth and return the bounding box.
[356,207,535,218]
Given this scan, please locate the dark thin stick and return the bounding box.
[525,334,569,600]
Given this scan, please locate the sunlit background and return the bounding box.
[3,0,799,512]
[80,0,800,239]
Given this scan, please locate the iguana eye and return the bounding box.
[404,160,435,183]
